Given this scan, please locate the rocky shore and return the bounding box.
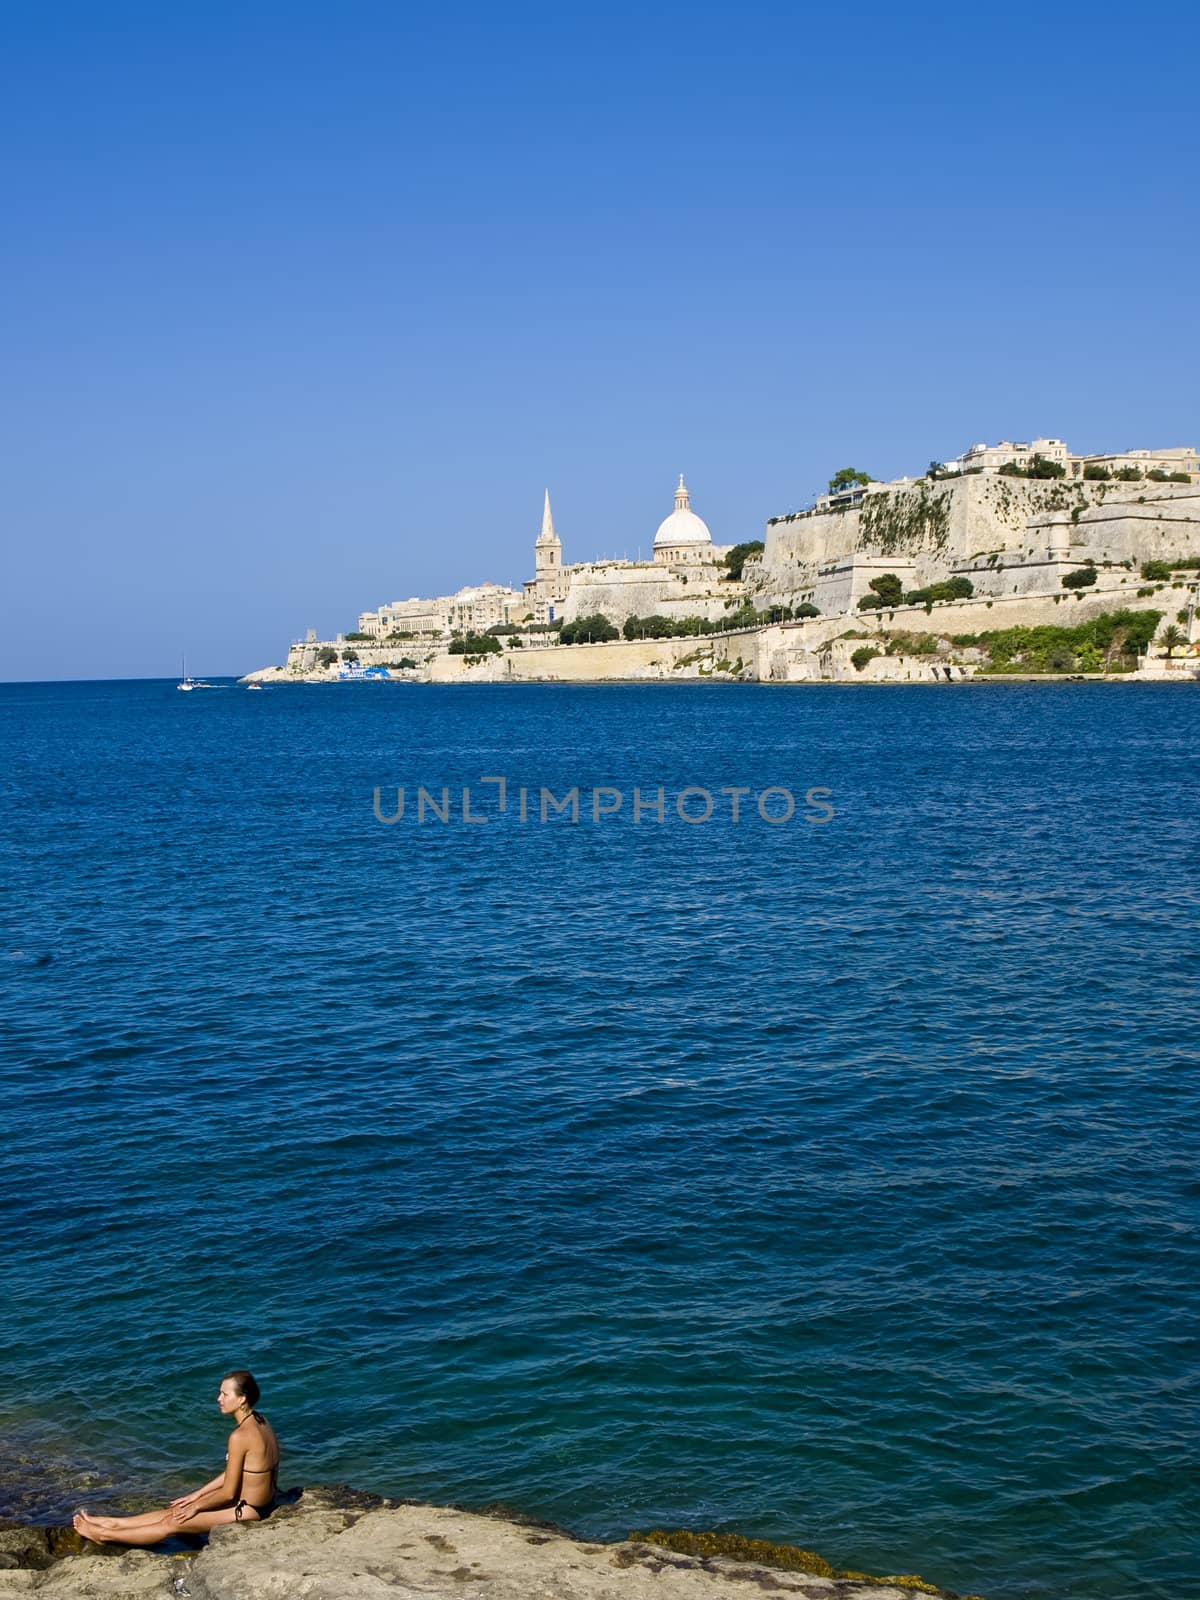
[0,1488,984,1600]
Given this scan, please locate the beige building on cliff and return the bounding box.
[358,582,526,640]
[950,437,1198,482]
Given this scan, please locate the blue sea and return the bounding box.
[0,678,1196,1599]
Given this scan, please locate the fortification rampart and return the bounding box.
[427,628,764,683]
[1070,491,1200,564]
[561,562,739,626]
[756,478,1199,604]
[836,585,1169,638]
[277,638,443,676]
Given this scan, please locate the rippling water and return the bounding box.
[0,679,1196,1599]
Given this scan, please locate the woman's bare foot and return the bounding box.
[73,1510,105,1541]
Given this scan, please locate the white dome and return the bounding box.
[653,474,712,548]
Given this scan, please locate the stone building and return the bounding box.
[359,582,526,640]
[1071,445,1199,481]
[358,596,447,638]
[954,437,1073,474]
[947,437,1198,483]
[529,476,744,627]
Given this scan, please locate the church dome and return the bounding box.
[653,474,712,548]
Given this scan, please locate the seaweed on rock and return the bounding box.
[631,1528,983,1596]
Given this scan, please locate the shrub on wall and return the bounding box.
[1061,567,1098,589]
[902,576,974,605]
[851,646,881,671]
[868,573,905,606]
[449,633,502,655]
[884,632,938,656]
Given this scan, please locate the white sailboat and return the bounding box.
[177,656,212,691]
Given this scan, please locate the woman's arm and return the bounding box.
[171,1472,225,1507]
[174,1447,244,1518]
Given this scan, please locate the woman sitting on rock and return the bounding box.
[74,1369,280,1545]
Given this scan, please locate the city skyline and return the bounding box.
[2,0,1197,679]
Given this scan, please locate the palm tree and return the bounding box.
[1161,625,1185,659]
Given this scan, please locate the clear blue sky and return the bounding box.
[2,0,1196,679]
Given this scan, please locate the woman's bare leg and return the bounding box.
[74,1509,172,1545]
[76,1506,172,1531]
[74,1505,252,1546]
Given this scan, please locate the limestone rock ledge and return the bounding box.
[0,1490,981,1600]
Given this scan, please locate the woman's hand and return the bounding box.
[169,1501,197,1524]
[170,1493,197,1510]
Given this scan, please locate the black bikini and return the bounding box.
[232,1411,278,1521]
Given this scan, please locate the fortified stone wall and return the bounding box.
[281,638,442,674]
[426,628,764,682]
[824,585,1171,639]
[1072,491,1200,564]
[756,479,1199,603]
[561,562,740,626]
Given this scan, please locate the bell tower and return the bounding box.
[535,489,562,575]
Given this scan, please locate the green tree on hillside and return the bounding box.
[1161,625,1185,658]
[722,540,765,580]
[560,613,618,644]
[827,467,872,494]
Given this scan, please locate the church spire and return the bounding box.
[537,488,559,545]
[675,474,690,511]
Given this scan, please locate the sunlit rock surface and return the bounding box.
[0,1490,982,1600]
